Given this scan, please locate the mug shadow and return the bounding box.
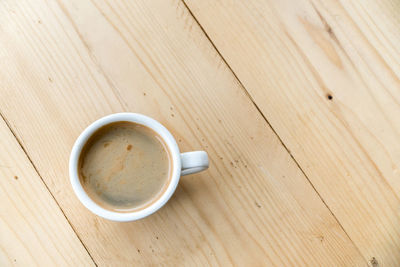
[107,172,211,227]
[160,172,210,211]
[95,172,213,263]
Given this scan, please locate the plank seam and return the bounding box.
[0,111,98,267]
[180,0,366,261]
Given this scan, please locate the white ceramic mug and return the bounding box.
[69,113,209,222]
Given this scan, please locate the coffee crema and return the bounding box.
[78,121,171,212]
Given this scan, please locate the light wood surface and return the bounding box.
[0,116,94,266]
[185,0,400,265]
[0,0,397,266]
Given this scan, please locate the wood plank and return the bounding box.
[0,116,94,266]
[184,0,400,265]
[0,0,366,265]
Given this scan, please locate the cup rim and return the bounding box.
[69,113,181,222]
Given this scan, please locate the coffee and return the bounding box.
[78,121,171,212]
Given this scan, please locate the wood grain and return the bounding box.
[0,0,368,265]
[184,0,400,265]
[0,116,94,266]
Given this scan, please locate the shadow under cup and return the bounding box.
[77,121,174,213]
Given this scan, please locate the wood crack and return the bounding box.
[0,110,98,267]
[181,0,366,263]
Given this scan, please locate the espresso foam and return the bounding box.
[78,121,171,212]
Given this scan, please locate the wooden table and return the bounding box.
[1,0,399,266]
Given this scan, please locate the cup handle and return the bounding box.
[180,151,209,176]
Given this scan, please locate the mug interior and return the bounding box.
[69,113,181,222]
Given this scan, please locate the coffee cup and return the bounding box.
[69,113,209,222]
